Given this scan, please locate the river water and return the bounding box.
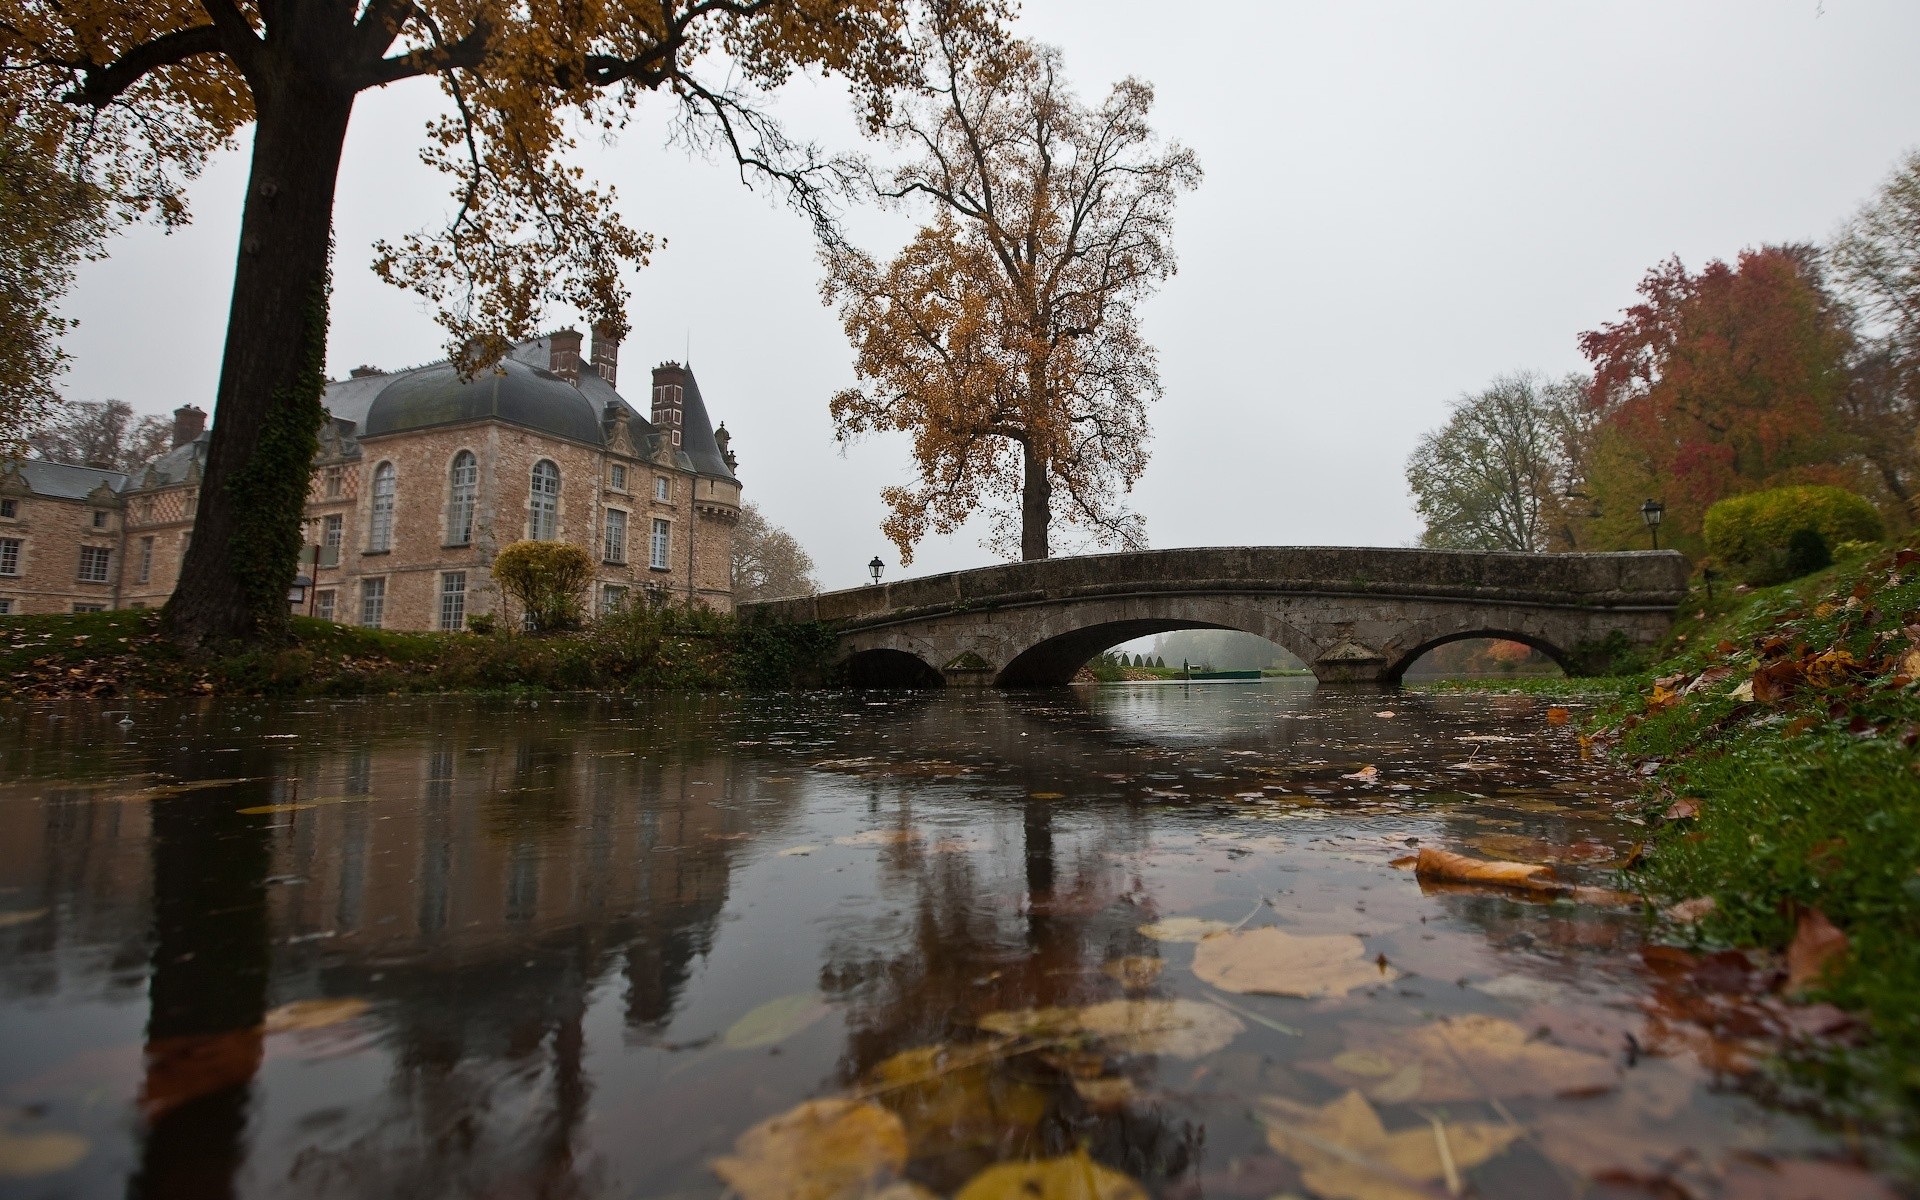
[0,684,1892,1199]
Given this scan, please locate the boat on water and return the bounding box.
[1185,669,1261,681]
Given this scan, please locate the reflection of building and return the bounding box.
[0,327,743,627]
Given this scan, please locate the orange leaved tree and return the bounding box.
[1,0,1000,646]
[824,25,1199,563]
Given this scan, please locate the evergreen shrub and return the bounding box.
[1702,486,1883,584]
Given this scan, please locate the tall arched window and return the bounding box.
[528,460,560,540]
[447,451,477,546]
[369,462,396,551]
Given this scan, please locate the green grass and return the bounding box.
[0,605,836,697]
[1584,541,1920,1147]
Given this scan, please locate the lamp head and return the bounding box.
[868,556,885,585]
[1640,498,1665,529]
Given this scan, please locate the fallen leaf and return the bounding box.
[1191,927,1395,998]
[833,830,920,847]
[1259,1089,1521,1200]
[1646,685,1680,713]
[1028,792,1066,800]
[236,802,317,815]
[776,845,821,857]
[977,998,1243,1059]
[263,997,370,1034]
[1070,1075,1136,1110]
[1341,766,1380,782]
[0,909,49,928]
[1665,897,1717,923]
[1408,847,1555,893]
[710,1099,907,1200]
[139,1030,264,1120]
[1664,798,1701,821]
[1373,711,1396,719]
[1304,1014,1615,1102]
[725,993,831,1050]
[955,1149,1147,1200]
[1727,679,1756,702]
[865,1044,1048,1157]
[1803,650,1858,690]
[1752,661,1804,704]
[1721,1156,1899,1199]
[1785,909,1849,994]
[1546,707,1570,726]
[0,1129,89,1178]
[1136,917,1233,943]
[1100,957,1164,990]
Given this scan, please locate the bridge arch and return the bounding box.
[1387,628,1574,683]
[840,647,945,688]
[994,596,1317,687]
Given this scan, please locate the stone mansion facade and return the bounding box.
[0,328,742,629]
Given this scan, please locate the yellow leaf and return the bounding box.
[0,1129,89,1178]
[725,993,831,1050]
[1410,847,1555,892]
[1190,927,1395,998]
[866,1044,1047,1156]
[1305,1014,1615,1102]
[955,1148,1148,1200]
[977,999,1242,1059]
[1260,1090,1521,1200]
[0,909,49,928]
[1135,917,1232,943]
[1099,956,1163,990]
[711,1099,907,1200]
[237,803,317,815]
[1028,792,1066,800]
[263,997,370,1034]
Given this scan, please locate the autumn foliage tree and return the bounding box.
[1,0,999,646]
[824,26,1199,563]
[1575,247,1855,553]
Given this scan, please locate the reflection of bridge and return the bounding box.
[744,547,1691,686]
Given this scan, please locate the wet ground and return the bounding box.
[0,682,1900,1199]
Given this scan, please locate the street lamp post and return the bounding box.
[868,556,885,586]
[1640,498,1665,550]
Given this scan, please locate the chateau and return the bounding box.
[0,327,742,628]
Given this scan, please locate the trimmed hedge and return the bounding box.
[1702,486,1883,584]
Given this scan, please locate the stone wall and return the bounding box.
[0,484,125,614]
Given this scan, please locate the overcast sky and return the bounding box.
[54,1,1920,590]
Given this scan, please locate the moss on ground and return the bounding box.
[0,605,836,697]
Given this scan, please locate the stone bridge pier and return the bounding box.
[742,547,1690,688]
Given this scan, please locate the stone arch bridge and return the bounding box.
[742,547,1690,687]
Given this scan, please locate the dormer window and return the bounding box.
[91,510,107,529]
[610,464,627,491]
[1,500,16,519]
[654,476,669,503]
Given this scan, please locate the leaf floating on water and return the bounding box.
[977,999,1243,1059]
[1191,927,1393,998]
[1546,706,1571,726]
[1136,917,1233,943]
[1070,1075,1136,1110]
[710,1099,908,1200]
[1785,908,1849,994]
[1305,1014,1616,1102]
[833,830,920,847]
[1372,711,1396,719]
[955,1148,1148,1200]
[1340,766,1380,782]
[237,803,318,815]
[1259,1089,1521,1200]
[263,997,370,1034]
[864,1044,1048,1156]
[1028,791,1066,800]
[0,909,49,928]
[724,993,831,1050]
[1405,847,1556,893]
[139,1030,264,1120]
[1100,957,1164,990]
[776,845,821,857]
[0,1129,89,1178]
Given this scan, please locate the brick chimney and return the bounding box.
[172,405,206,449]
[548,328,583,384]
[651,362,688,448]
[348,365,383,378]
[591,323,621,388]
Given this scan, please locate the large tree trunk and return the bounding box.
[1021,441,1051,560]
[163,69,352,648]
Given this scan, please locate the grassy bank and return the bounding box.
[1587,543,1920,1143]
[0,605,837,697]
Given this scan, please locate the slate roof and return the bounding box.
[6,459,127,499]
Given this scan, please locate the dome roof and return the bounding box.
[364,358,605,444]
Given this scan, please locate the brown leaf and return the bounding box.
[1305,1014,1616,1103]
[138,1030,263,1121]
[1191,928,1395,998]
[1410,847,1555,892]
[1664,897,1717,923]
[1721,1156,1898,1199]
[710,1099,908,1200]
[1546,706,1571,726]
[1259,1089,1521,1200]
[1785,909,1848,994]
[1100,956,1164,990]
[1752,661,1803,704]
[1663,798,1701,821]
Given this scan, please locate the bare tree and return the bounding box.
[730,503,818,603]
[1830,151,1920,523]
[825,26,1200,563]
[1406,373,1590,553]
[28,398,172,474]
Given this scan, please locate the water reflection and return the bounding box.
[0,687,1886,1198]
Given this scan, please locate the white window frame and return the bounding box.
[529,460,560,540]
[361,577,387,628]
[650,518,672,570]
[314,589,336,622]
[447,450,477,546]
[78,545,110,583]
[603,507,628,564]
[609,463,627,491]
[368,462,396,551]
[654,476,669,502]
[439,571,467,632]
[138,536,154,584]
[0,538,20,577]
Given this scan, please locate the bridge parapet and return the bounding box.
[744,547,1691,687]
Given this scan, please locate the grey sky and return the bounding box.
[54,1,1920,591]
